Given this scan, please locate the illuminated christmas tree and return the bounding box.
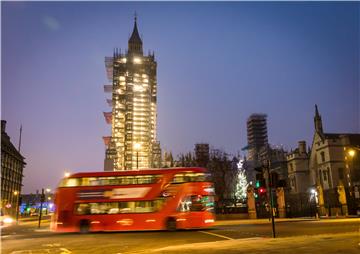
[235,159,248,200]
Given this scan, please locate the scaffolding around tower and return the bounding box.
[102,17,161,171]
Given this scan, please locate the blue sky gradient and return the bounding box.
[2,2,359,193]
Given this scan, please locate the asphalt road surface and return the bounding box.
[1,218,359,254]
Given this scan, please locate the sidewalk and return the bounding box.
[148,232,360,254]
[18,215,51,222]
[215,216,360,226]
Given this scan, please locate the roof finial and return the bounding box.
[134,11,137,23]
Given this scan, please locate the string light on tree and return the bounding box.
[235,159,249,200]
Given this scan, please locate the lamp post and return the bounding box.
[134,143,141,169]
[347,149,355,189]
[45,188,51,215]
[346,147,360,188]
[13,191,19,223]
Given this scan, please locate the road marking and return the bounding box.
[199,230,234,240]
[10,248,72,254]
[42,243,61,247]
[34,229,51,232]
[59,248,72,253]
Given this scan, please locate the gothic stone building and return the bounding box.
[309,105,360,215]
[286,141,310,194]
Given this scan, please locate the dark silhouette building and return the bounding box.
[194,143,210,167]
[1,120,26,216]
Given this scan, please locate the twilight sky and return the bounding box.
[2,2,359,193]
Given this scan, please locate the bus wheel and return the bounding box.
[79,220,90,234]
[166,218,177,232]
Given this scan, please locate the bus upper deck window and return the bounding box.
[61,178,79,187]
[81,177,99,186]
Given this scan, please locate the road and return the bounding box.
[1,217,359,253]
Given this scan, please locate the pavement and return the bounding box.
[215,216,359,225]
[148,231,360,254]
[1,217,359,253]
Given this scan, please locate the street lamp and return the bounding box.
[310,188,319,219]
[348,149,356,158]
[134,143,141,169]
[346,148,357,188]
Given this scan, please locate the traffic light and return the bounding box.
[258,187,266,194]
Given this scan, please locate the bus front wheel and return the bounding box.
[79,220,90,234]
[166,218,177,232]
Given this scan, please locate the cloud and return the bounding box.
[43,16,60,31]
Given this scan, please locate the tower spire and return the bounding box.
[314,104,323,134]
[128,13,143,55]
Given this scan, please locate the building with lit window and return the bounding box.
[309,105,360,190]
[103,17,161,171]
[246,114,268,162]
[309,105,360,214]
[243,114,269,184]
[1,120,26,216]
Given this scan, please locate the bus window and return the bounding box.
[59,178,80,187]
[80,177,99,186]
[172,173,211,183]
[75,200,164,215]
[178,195,214,212]
[98,177,111,185]
[76,204,90,215]
[120,202,133,213]
[172,174,186,183]
[135,201,153,213]
[122,176,134,185]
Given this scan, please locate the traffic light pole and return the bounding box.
[38,188,45,228]
[265,161,276,238]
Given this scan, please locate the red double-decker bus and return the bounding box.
[51,167,215,233]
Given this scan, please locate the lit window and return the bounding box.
[119,76,125,81]
[121,58,127,63]
[134,84,144,92]
[133,58,141,64]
